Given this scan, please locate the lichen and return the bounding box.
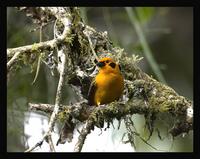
[57,108,71,122]
[31,43,39,51]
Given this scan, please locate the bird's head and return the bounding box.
[96,57,121,74]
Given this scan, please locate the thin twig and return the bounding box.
[25,47,67,152]
[84,31,99,62]
[125,7,166,84]
[24,7,72,152]
[124,115,165,152]
[133,131,165,151]
[7,51,21,70]
[7,9,71,72]
[46,135,56,152]
[7,38,63,72]
[74,120,94,152]
[29,103,54,113]
[31,25,43,84]
[12,7,192,152]
[25,140,43,152]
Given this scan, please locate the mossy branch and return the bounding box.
[29,76,193,137]
[24,7,73,152]
[8,7,193,152]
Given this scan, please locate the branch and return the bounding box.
[46,135,56,152]
[29,95,192,152]
[29,87,193,137]
[7,40,54,71]
[24,7,72,152]
[7,7,72,72]
[74,120,94,152]
[25,140,44,152]
[9,7,193,152]
[25,47,67,152]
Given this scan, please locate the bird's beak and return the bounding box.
[96,62,105,68]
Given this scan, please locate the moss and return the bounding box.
[57,108,71,122]
[31,43,39,52]
[71,7,81,27]
[65,33,75,44]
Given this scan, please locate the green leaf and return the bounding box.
[136,7,155,24]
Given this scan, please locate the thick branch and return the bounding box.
[9,7,193,152]
[29,91,193,137]
[29,100,148,122]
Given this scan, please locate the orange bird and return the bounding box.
[88,57,124,106]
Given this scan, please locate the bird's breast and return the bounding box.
[94,72,124,105]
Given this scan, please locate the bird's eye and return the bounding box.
[109,62,116,69]
[96,61,105,67]
[105,60,109,63]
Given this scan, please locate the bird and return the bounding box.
[88,57,124,106]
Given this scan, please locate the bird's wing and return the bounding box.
[87,78,97,106]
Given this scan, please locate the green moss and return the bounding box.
[57,108,70,122]
[31,43,39,52]
[65,33,75,44]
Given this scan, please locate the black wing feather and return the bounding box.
[87,79,97,106]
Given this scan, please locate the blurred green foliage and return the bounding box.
[136,7,155,24]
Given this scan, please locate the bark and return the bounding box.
[7,7,193,152]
